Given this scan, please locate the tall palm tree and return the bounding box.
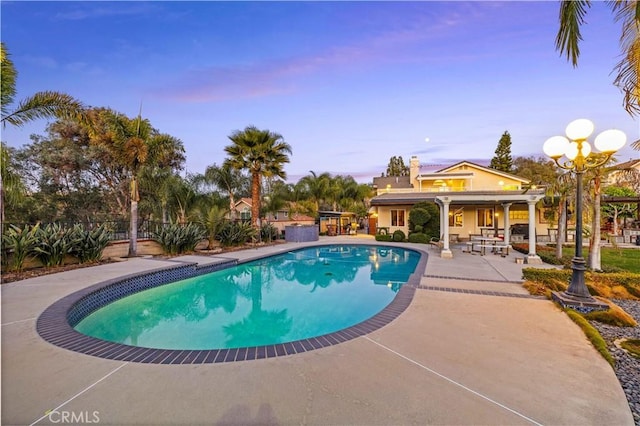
[224,126,292,229]
[83,108,185,256]
[556,1,640,116]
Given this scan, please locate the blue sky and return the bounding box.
[2,1,638,183]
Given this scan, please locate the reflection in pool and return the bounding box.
[75,245,420,350]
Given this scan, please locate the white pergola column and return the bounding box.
[502,202,512,245]
[526,199,542,264]
[440,198,453,258]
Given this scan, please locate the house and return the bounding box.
[229,198,316,235]
[370,156,547,261]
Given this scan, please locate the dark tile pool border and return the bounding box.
[36,242,428,364]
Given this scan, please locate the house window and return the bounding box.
[449,210,463,227]
[391,209,405,226]
[240,207,251,221]
[477,208,494,227]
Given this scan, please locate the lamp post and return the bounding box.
[543,119,626,311]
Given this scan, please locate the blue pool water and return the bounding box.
[75,245,420,350]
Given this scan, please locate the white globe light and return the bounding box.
[581,141,592,157]
[543,135,570,159]
[565,142,579,161]
[594,129,626,153]
[565,119,594,140]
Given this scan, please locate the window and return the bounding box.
[391,209,405,226]
[477,208,494,227]
[509,210,528,220]
[449,209,463,227]
[240,207,251,221]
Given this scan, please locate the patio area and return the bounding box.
[1,236,633,425]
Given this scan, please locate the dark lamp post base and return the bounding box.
[551,291,608,313]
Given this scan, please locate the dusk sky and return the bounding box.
[2,1,638,183]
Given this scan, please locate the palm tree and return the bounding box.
[1,43,85,128]
[0,143,26,222]
[224,126,292,229]
[204,163,249,220]
[83,108,185,256]
[297,171,332,213]
[555,1,640,116]
[1,43,85,223]
[545,172,574,260]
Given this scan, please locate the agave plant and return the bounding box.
[33,223,74,267]
[153,223,205,255]
[217,221,257,247]
[2,223,40,272]
[68,224,113,263]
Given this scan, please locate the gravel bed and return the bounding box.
[590,299,640,425]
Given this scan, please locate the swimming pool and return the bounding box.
[37,243,426,363]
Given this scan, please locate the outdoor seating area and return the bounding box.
[463,236,510,256]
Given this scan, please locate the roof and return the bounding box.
[436,161,530,183]
[370,189,546,206]
[234,198,252,208]
[613,159,640,170]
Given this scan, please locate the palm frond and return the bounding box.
[556,0,591,66]
[610,0,640,115]
[2,91,85,127]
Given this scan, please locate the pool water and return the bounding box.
[75,245,420,350]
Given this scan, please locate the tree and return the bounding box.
[82,107,185,256]
[555,1,640,116]
[512,156,560,187]
[296,171,332,214]
[224,126,292,229]
[489,131,513,173]
[602,186,637,235]
[204,163,250,220]
[385,156,409,177]
[1,43,85,128]
[545,172,575,260]
[0,143,26,222]
[1,43,85,223]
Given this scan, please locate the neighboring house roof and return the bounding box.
[613,159,640,170]
[234,198,252,208]
[434,161,530,184]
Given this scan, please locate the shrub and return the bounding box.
[68,224,112,263]
[565,309,615,368]
[33,223,74,267]
[2,224,40,272]
[375,234,393,242]
[217,221,257,247]
[408,233,429,244]
[583,300,637,327]
[260,223,279,242]
[392,229,406,242]
[153,223,205,255]
[620,339,640,358]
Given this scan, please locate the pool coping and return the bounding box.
[36,243,428,364]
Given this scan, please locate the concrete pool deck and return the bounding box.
[1,236,633,425]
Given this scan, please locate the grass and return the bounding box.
[620,339,640,358]
[565,309,615,368]
[562,246,640,273]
